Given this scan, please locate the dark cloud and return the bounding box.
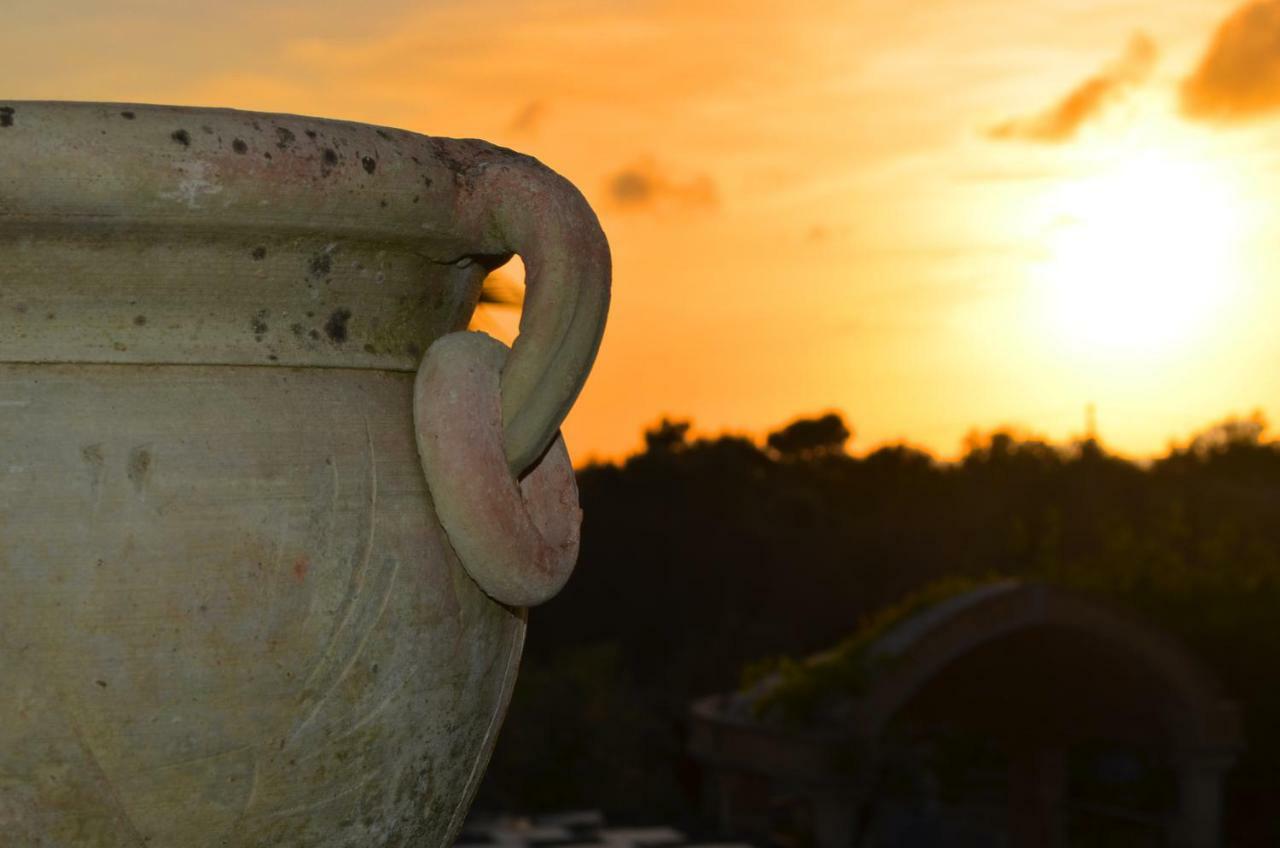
[1181,0,1280,122]
[507,99,548,135]
[987,33,1157,143]
[604,157,718,211]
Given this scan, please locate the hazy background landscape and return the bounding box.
[477,412,1280,842]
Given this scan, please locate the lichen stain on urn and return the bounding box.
[126,446,152,493]
[0,101,609,846]
[325,307,353,343]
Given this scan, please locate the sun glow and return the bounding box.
[1032,148,1244,357]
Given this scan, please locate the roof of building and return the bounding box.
[692,580,1241,753]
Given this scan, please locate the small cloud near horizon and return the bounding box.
[507,99,548,135]
[604,157,719,212]
[1181,0,1280,123]
[987,32,1157,144]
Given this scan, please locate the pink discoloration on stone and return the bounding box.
[414,332,581,607]
[292,556,310,582]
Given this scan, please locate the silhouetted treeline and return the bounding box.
[477,411,1280,836]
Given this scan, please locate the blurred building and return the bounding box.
[689,581,1242,848]
[455,810,751,848]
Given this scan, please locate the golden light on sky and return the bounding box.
[1031,146,1245,356]
[7,0,1280,461]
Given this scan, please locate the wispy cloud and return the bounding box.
[987,33,1157,143]
[507,99,548,135]
[1181,0,1280,122]
[604,157,718,212]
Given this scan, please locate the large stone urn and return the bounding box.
[0,102,609,846]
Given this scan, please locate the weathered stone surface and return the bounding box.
[0,102,609,846]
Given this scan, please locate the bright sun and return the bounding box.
[1032,148,1244,357]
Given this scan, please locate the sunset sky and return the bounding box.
[8,0,1280,461]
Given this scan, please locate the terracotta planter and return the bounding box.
[0,102,609,846]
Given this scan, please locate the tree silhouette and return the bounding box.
[643,417,692,454]
[476,410,1280,843]
[766,412,851,458]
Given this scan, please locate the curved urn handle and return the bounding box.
[414,145,610,607]
[449,147,611,476]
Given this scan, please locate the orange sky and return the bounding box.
[8,0,1280,462]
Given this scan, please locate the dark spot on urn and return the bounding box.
[321,148,339,176]
[305,129,318,140]
[290,323,305,337]
[133,315,147,326]
[251,246,267,261]
[363,343,377,354]
[171,129,191,147]
[127,447,152,492]
[308,253,333,278]
[275,127,295,150]
[361,156,377,174]
[376,129,392,140]
[324,308,352,343]
[250,310,269,340]
[120,110,136,120]
[0,107,14,128]
[232,138,249,154]
[96,680,108,688]
[309,329,320,340]
[81,444,105,488]
[407,342,422,358]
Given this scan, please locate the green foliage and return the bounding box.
[738,654,787,690]
[751,575,997,723]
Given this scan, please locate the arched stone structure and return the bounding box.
[689,581,1242,848]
